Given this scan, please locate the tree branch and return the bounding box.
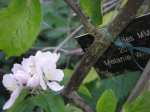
[64,0,96,33]
[63,0,144,95]
[108,0,144,36]
[63,92,94,112]
[127,59,150,103]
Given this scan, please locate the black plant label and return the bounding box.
[76,13,150,77]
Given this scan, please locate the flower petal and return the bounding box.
[13,71,29,85]
[11,64,23,74]
[52,69,64,81]
[47,82,64,92]
[2,74,18,91]
[21,56,35,75]
[44,68,64,82]
[3,87,22,110]
[49,52,60,63]
[35,51,60,67]
[27,75,40,88]
[36,67,47,90]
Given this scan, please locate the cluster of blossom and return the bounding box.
[2,51,64,110]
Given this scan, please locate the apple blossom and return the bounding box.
[2,51,64,110]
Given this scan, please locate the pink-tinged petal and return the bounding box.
[47,82,64,92]
[3,87,22,110]
[13,71,29,85]
[2,74,18,91]
[12,64,23,74]
[27,76,40,88]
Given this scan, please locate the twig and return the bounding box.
[63,0,97,34]
[126,59,150,103]
[32,47,83,56]
[54,0,119,53]
[54,25,83,53]
[108,0,143,36]
[140,0,150,14]
[63,91,94,112]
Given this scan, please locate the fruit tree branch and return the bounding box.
[127,59,150,103]
[63,0,144,96]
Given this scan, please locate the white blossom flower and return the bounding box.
[2,51,64,110]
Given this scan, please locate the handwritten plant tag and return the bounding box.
[76,13,150,77]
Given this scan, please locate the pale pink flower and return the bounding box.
[2,51,64,110]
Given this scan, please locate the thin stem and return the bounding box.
[63,0,96,34]
[32,47,83,56]
[54,25,83,53]
[127,59,150,103]
[63,91,94,112]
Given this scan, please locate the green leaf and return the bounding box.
[79,85,92,98]
[45,92,65,112]
[100,11,118,27]
[32,93,52,112]
[65,104,83,112]
[96,89,117,112]
[124,91,150,112]
[9,99,34,112]
[20,99,35,112]
[84,71,140,109]
[33,92,65,112]
[63,69,73,85]
[83,68,99,84]
[0,0,42,57]
[80,0,102,26]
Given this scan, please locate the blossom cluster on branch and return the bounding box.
[2,51,64,110]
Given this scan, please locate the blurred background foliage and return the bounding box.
[38,0,80,47]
